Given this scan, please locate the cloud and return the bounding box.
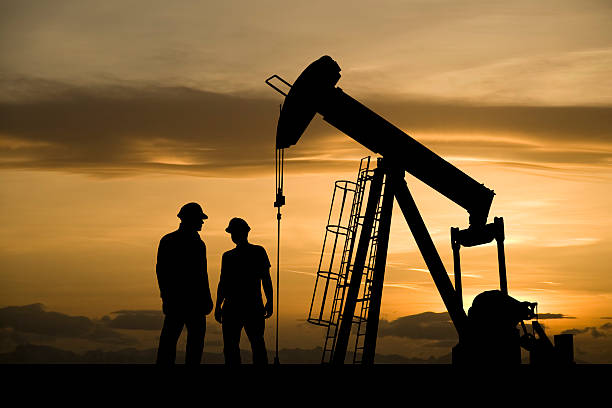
[422,339,458,349]
[0,343,82,363]
[0,327,30,350]
[0,81,278,177]
[0,303,93,337]
[104,310,164,331]
[562,326,606,338]
[373,98,612,146]
[2,0,611,107]
[1,79,611,178]
[84,326,137,345]
[408,48,612,106]
[378,312,458,341]
[378,310,574,343]
[0,304,136,345]
[536,313,575,320]
[589,328,605,338]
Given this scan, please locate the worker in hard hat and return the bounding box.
[214,217,273,364]
[155,202,213,364]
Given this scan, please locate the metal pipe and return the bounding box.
[451,227,463,309]
[494,217,508,295]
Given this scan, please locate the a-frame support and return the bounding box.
[331,162,384,364]
[360,166,396,365]
[332,159,468,365]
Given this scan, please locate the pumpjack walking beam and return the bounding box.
[274,56,495,228]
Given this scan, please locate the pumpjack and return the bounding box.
[266,56,573,364]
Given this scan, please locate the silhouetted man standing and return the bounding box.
[215,218,273,364]
[156,202,213,364]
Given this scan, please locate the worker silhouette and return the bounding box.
[215,218,273,365]
[155,202,213,364]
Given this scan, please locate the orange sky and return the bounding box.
[1,0,611,362]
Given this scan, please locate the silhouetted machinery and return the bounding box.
[266,56,573,364]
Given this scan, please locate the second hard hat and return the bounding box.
[225,217,250,233]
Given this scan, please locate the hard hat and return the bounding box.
[177,202,208,220]
[225,217,250,233]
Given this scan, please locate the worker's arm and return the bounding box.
[262,249,273,319]
[214,253,226,323]
[155,237,169,301]
[201,242,213,315]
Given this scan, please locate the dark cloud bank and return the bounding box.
[1,80,611,178]
[536,313,575,320]
[562,324,612,339]
[0,303,604,363]
[0,304,457,363]
[378,312,573,343]
[0,303,451,363]
[0,304,163,347]
[379,312,457,349]
[103,310,164,331]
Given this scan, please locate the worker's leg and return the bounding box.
[244,317,268,365]
[184,315,206,365]
[156,314,184,364]
[222,315,243,365]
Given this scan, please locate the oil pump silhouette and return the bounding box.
[266,56,572,364]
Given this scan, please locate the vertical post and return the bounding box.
[451,227,463,309]
[554,334,575,364]
[394,177,468,340]
[361,166,396,365]
[332,162,384,364]
[274,146,285,365]
[495,217,508,295]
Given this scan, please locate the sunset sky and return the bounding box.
[1,0,611,363]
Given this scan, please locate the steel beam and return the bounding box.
[394,177,468,340]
